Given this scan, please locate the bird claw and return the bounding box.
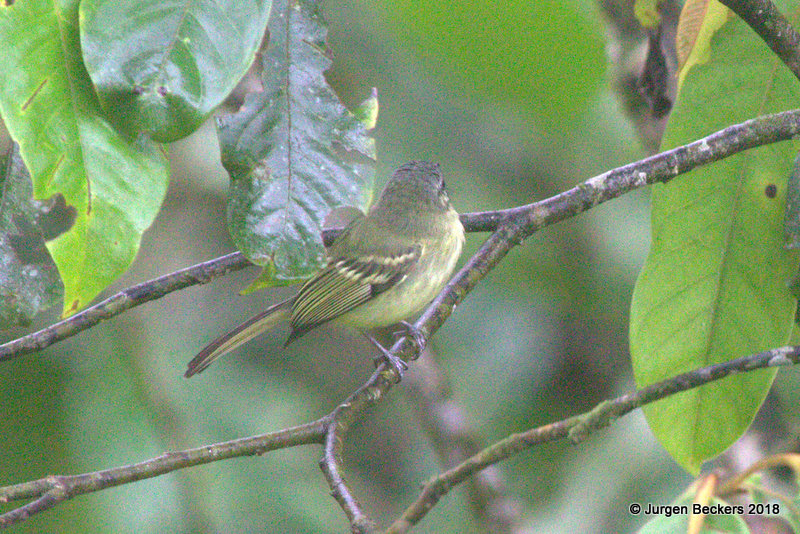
[363,322,427,380]
[395,321,427,352]
[371,349,408,378]
[363,333,408,379]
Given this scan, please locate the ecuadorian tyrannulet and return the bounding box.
[185,161,465,377]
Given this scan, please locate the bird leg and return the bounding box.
[362,332,408,376]
[394,320,427,352]
[363,321,429,377]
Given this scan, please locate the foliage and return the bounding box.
[220,0,376,286]
[0,0,168,317]
[2,0,800,532]
[0,145,63,325]
[80,0,272,142]
[631,0,800,474]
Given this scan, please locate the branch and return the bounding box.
[2,110,800,366]
[3,110,800,529]
[312,205,559,528]
[320,351,523,533]
[718,0,800,81]
[387,345,800,532]
[395,110,800,377]
[316,109,800,529]
[3,340,797,530]
[0,420,325,528]
[0,252,252,362]
[319,367,400,534]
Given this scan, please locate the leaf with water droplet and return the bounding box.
[219,0,377,288]
[80,0,272,142]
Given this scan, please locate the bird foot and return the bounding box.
[363,333,408,379]
[394,321,427,352]
[363,322,428,379]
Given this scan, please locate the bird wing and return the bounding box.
[288,243,422,343]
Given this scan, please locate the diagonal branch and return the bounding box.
[3,110,800,530]
[404,354,521,532]
[2,110,800,367]
[387,345,800,533]
[4,343,798,530]
[319,367,399,533]
[404,109,800,375]
[718,0,800,81]
[317,109,800,529]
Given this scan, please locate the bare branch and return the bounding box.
[0,252,252,363]
[3,110,800,367]
[718,0,800,81]
[0,421,325,528]
[405,353,521,532]
[319,366,400,532]
[3,109,800,529]
[387,345,800,532]
[316,109,800,528]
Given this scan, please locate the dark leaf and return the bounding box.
[218,0,377,285]
[0,144,64,327]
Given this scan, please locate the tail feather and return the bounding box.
[185,298,293,377]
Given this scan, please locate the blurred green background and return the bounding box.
[0,1,718,532]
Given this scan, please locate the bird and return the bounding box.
[185,160,464,377]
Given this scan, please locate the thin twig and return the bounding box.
[319,366,401,533]
[0,252,252,362]
[719,0,800,81]
[0,421,325,528]
[387,345,800,532]
[319,109,800,527]
[345,110,800,378]
[405,354,521,532]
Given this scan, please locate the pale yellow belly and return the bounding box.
[338,212,464,329]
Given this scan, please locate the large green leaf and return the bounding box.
[784,153,800,250]
[79,0,272,143]
[0,0,168,316]
[630,3,800,473]
[218,0,376,284]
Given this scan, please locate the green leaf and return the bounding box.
[0,0,168,316]
[79,0,272,143]
[785,155,800,309]
[218,0,376,285]
[634,0,663,28]
[0,144,65,326]
[788,492,800,532]
[630,6,800,473]
[784,153,800,249]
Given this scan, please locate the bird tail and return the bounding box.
[185,297,293,378]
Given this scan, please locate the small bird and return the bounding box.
[185,161,465,377]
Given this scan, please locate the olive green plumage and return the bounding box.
[185,161,464,377]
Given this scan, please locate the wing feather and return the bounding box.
[288,243,422,342]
